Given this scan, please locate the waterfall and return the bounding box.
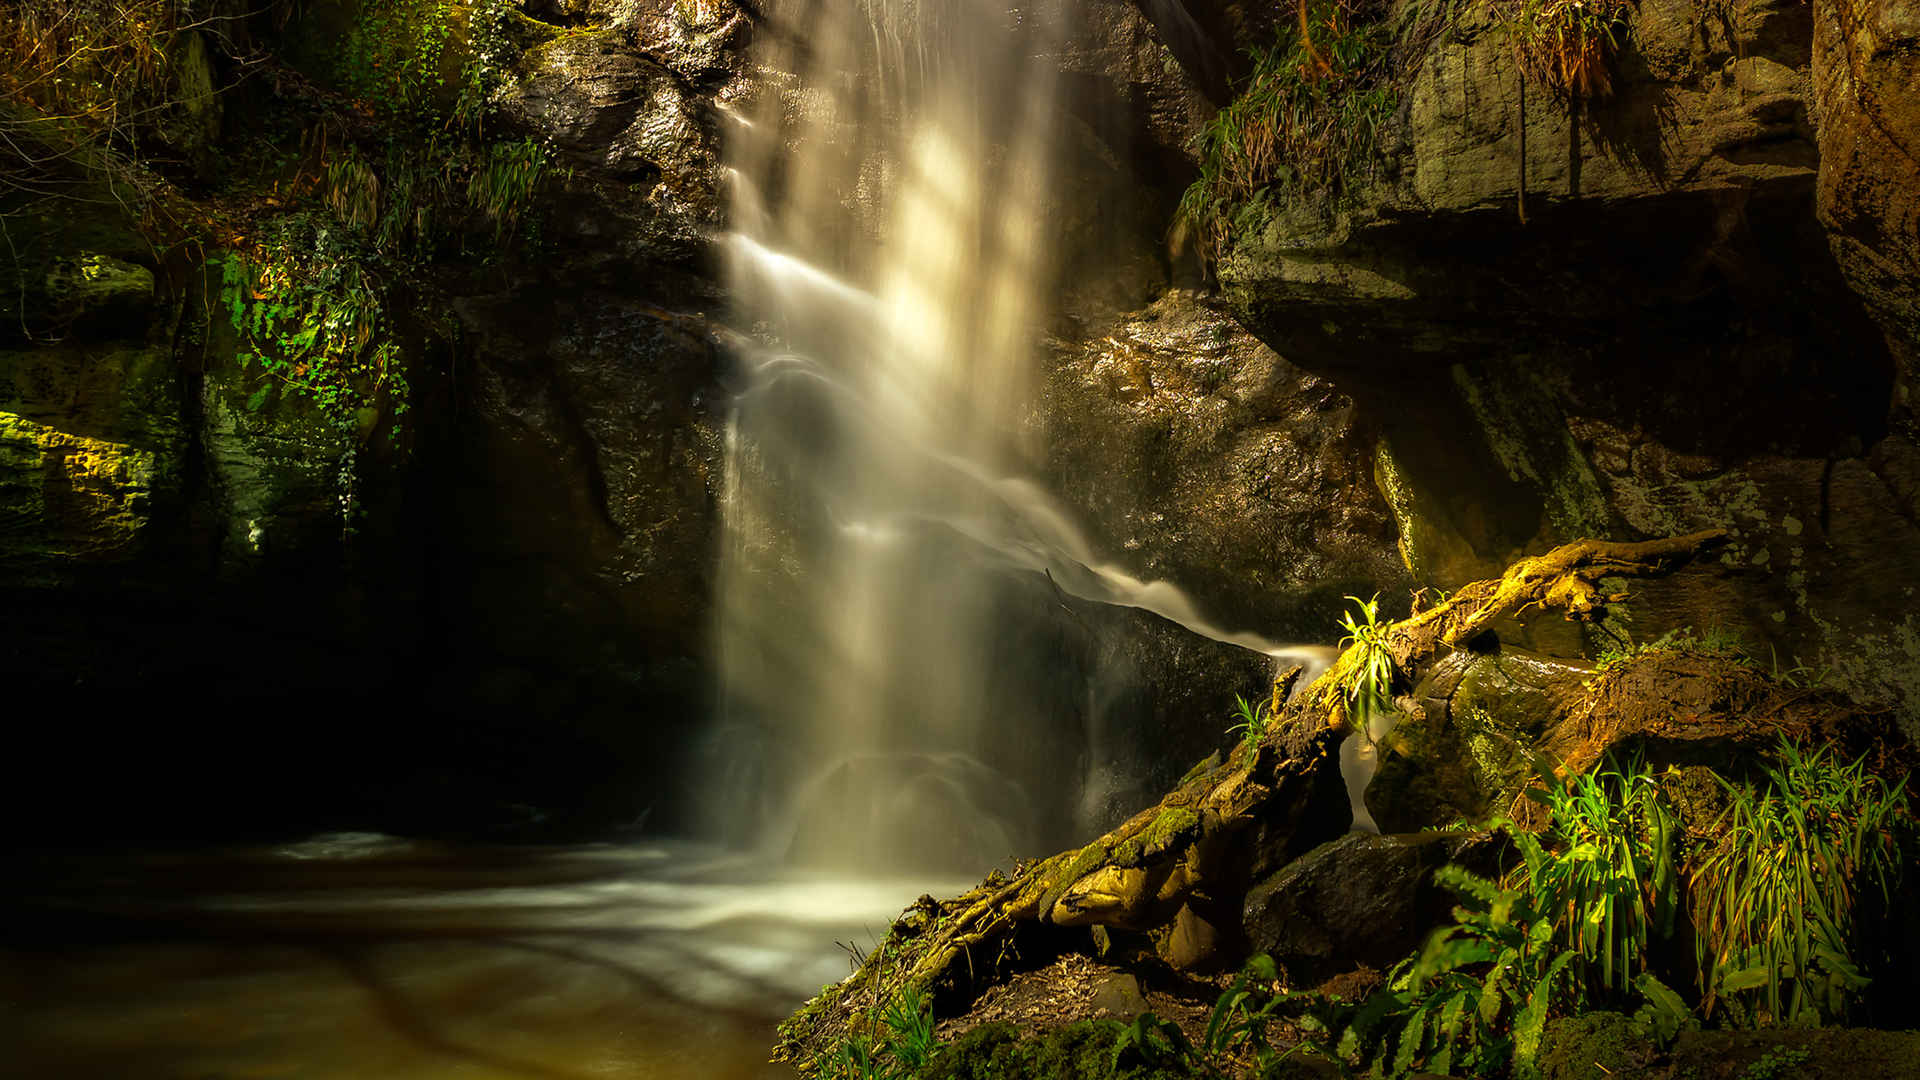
[711,0,1335,873]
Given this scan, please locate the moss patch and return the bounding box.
[1111,807,1200,868]
[1539,1012,1657,1080]
[918,1020,1204,1080]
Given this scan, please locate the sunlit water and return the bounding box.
[2,835,974,1079]
[711,0,1327,877]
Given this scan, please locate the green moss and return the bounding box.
[1449,360,1612,542]
[1111,807,1200,868]
[1667,1028,1920,1080]
[1374,438,1425,579]
[917,1021,1204,1080]
[1039,842,1114,916]
[1538,1012,1648,1080]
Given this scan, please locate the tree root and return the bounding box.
[1306,529,1729,733]
[774,529,1827,1067]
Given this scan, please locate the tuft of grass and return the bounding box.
[1227,693,1272,751]
[1518,755,1679,997]
[1689,738,1910,1026]
[466,137,547,244]
[1175,0,1463,260]
[1495,0,1633,99]
[815,985,941,1080]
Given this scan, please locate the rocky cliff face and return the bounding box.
[1157,0,1920,732]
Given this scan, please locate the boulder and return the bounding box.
[1036,291,1407,639]
[1241,830,1505,986]
[1370,647,1595,832]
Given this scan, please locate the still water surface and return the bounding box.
[3,835,971,1080]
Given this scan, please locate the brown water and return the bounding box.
[2,835,973,1080]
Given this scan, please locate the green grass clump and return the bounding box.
[816,985,940,1080]
[1690,739,1910,1026]
[1520,755,1679,997]
[1227,693,1272,751]
[1176,0,1462,259]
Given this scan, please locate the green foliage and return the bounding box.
[453,0,520,135]
[335,0,462,119]
[1110,1012,1207,1076]
[1175,0,1461,257]
[1293,756,1691,1077]
[1227,693,1273,751]
[1337,594,1396,726]
[1390,864,1583,1076]
[1201,954,1309,1077]
[816,986,942,1080]
[214,122,547,451]
[880,985,940,1074]
[1689,739,1910,1027]
[1519,756,1679,996]
[1594,625,1752,673]
[216,211,409,440]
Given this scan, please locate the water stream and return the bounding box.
[711,0,1328,878]
[3,838,976,1080]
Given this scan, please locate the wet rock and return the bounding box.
[1815,0,1920,365]
[444,282,725,662]
[0,339,185,585]
[1087,971,1151,1016]
[1036,291,1407,639]
[1370,647,1595,831]
[1208,0,1908,678]
[491,6,743,273]
[500,31,712,184]
[1241,830,1504,985]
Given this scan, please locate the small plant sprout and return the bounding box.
[1228,693,1272,750]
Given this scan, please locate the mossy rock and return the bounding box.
[1539,1012,1659,1080]
[916,1020,1204,1080]
[1372,646,1592,830]
[1667,1027,1920,1080]
[1538,1015,1920,1079]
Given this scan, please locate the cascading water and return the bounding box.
[712,0,1336,873]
